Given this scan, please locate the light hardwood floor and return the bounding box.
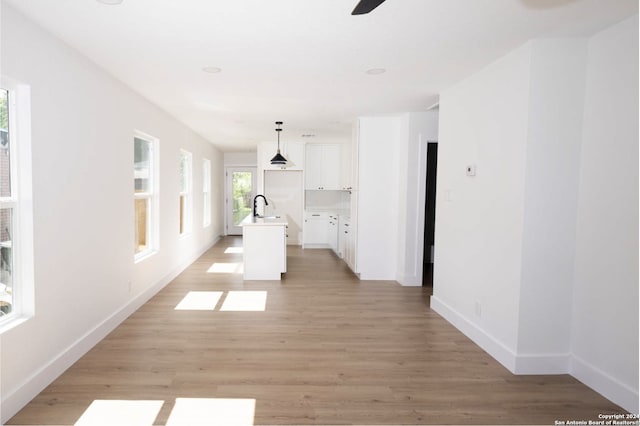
[8,236,626,425]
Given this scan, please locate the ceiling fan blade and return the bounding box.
[351,0,387,15]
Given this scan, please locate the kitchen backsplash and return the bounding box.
[305,190,350,212]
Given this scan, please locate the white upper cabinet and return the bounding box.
[340,142,353,191]
[305,144,341,190]
[349,121,359,191]
[259,141,305,171]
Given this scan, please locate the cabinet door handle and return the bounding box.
[344,224,349,227]
[312,214,320,217]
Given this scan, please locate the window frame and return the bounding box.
[0,75,35,333]
[134,131,159,263]
[179,149,193,237]
[202,158,211,228]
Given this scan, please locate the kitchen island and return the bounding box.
[241,214,288,280]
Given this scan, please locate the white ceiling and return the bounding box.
[5,0,638,151]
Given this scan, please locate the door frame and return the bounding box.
[225,166,257,235]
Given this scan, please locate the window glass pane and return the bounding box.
[203,193,211,227]
[203,159,210,192]
[134,198,149,254]
[134,137,150,193]
[0,89,11,198]
[0,208,13,317]
[179,151,188,193]
[179,194,185,234]
[203,159,211,227]
[179,150,191,235]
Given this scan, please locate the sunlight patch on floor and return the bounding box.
[224,247,244,254]
[175,291,223,311]
[220,291,267,312]
[74,400,163,426]
[166,398,255,426]
[207,262,244,273]
[75,398,255,426]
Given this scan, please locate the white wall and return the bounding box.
[432,44,532,360]
[396,111,439,286]
[224,152,257,167]
[516,39,587,366]
[431,18,638,412]
[570,15,639,412]
[354,113,438,284]
[0,5,224,422]
[264,170,303,245]
[355,116,403,280]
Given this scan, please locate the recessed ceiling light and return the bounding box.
[365,68,386,75]
[96,0,123,4]
[202,67,222,74]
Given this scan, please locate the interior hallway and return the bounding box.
[8,236,625,425]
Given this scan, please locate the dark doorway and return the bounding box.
[423,142,438,287]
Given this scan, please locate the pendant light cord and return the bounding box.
[270,121,287,165]
[276,121,283,153]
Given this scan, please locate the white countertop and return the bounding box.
[240,213,288,226]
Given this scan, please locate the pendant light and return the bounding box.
[270,121,288,165]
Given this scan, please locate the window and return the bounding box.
[203,158,211,228]
[0,88,15,320]
[1,76,34,330]
[134,133,158,261]
[179,150,192,235]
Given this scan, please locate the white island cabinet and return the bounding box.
[241,214,288,280]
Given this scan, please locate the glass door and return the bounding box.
[225,167,257,235]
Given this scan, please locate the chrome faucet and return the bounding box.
[253,195,268,217]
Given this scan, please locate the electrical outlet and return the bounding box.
[475,301,482,317]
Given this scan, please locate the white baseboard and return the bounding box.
[431,296,573,375]
[0,236,221,424]
[571,354,639,413]
[301,243,330,249]
[514,353,570,374]
[397,274,421,286]
[430,295,638,412]
[430,295,518,372]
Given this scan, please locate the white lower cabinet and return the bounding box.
[341,217,355,272]
[328,214,339,256]
[337,215,347,259]
[303,212,329,248]
[303,212,348,261]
